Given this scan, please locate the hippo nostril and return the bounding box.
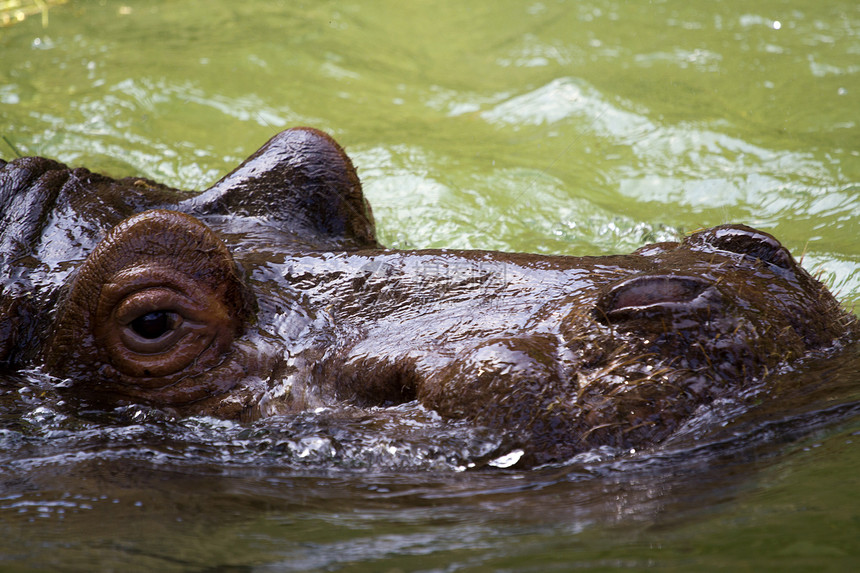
[687,224,794,270]
[595,275,715,322]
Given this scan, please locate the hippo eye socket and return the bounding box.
[48,210,254,400]
[130,311,180,340]
[95,269,241,379]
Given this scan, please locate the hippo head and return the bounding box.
[0,128,856,465]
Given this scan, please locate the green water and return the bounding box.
[1,1,859,571]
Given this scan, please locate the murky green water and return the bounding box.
[1,1,859,570]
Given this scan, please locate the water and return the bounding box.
[1,0,859,570]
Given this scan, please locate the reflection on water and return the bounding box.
[1,0,859,569]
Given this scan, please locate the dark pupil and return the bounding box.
[130,311,172,339]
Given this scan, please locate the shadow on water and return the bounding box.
[1,342,858,571]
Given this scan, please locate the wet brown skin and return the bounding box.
[1,128,857,466]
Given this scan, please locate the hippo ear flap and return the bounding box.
[0,157,70,266]
[182,128,379,250]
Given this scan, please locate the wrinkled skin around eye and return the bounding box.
[93,264,238,381]
[45,210,258,409]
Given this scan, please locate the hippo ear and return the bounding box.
[180,128,379,250]
[0,157,69,266]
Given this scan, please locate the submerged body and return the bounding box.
[1,128,856,466]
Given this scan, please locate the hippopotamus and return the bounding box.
[1,128,857,466]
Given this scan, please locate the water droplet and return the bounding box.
[488,449,524,468]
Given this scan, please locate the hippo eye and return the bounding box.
[130,311,180,340]
[47,210,254,400]
[95,269,240,379]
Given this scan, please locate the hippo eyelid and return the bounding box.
[594,274,715,322]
